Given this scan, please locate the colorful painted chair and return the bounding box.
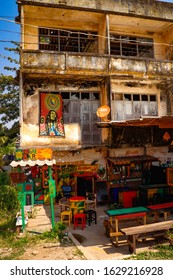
[61,210,72,226]
[74,213,86,230]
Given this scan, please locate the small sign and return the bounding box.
[49,180,56,198]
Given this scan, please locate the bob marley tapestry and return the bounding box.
[39,93,65,137]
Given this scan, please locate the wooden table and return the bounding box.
[69,196,86,216]
[147,202,173,221]
[105,206,150,246]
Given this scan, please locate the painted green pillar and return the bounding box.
[48,166,56,229]
[18,191,25,231]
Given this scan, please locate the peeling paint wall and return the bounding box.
[22,52,173,78]
[21,0,173,20]
[21,123,80,147]
[109,146,173,165]
[147,146,173,164]
[19,0,173,152]
[21,83,102,148]
[109,147,145,158]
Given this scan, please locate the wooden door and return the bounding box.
[81,100,101,144]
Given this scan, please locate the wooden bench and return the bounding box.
[109,212,147,247]
[121,220,173,254]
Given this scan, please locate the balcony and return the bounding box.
[21,50,173,79]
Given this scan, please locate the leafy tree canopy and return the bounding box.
[0,74,19,124]
[0,42,20,145]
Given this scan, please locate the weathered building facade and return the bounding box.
[16,0,173,168]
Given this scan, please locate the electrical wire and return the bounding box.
[0,29,20,35]
[0,17,173,48]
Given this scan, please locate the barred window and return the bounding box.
[110,34,154,59]
[39,28,98,53]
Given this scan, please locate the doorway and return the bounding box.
[77,177,93,197]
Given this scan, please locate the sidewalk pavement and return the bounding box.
[26,204,166,260]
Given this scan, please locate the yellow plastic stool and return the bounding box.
[61,210,72,226]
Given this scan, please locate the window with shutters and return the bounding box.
[111,93,158,121]
[61,91,101,145]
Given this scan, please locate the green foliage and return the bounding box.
[0,184,19,214]
[53,221,66,238]
[12,236,29,249]
[0,171,10,185]
[0,74,19,126]
[0,42,20,139]
[27,207,41,219]
[0,124,17,167]
[39,222,66,240]
[0,221,67,260]
[0,213,16,233]
[125,244,173,260]
[165,228,173,245]
[0,227,32,260]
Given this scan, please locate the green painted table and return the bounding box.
[105,206,150,246]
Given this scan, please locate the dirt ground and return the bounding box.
[18,238,86,260]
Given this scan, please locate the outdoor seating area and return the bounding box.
[25,200,173,258]
[59,194,97,228]
[16,185,173,257]
[10,150,173,257]
[104,202,173,254]
[56,194,173,255]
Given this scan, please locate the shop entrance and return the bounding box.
[77,177,93,197]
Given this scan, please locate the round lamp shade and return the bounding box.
[96,105,110,118]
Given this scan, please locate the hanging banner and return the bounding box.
[39,92,65,137]
[15,148,53,161]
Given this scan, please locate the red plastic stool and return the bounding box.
[74,213,86,230]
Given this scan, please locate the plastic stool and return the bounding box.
[85,210,97,226]
[61,210,72,226]
[74,213,86,230]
